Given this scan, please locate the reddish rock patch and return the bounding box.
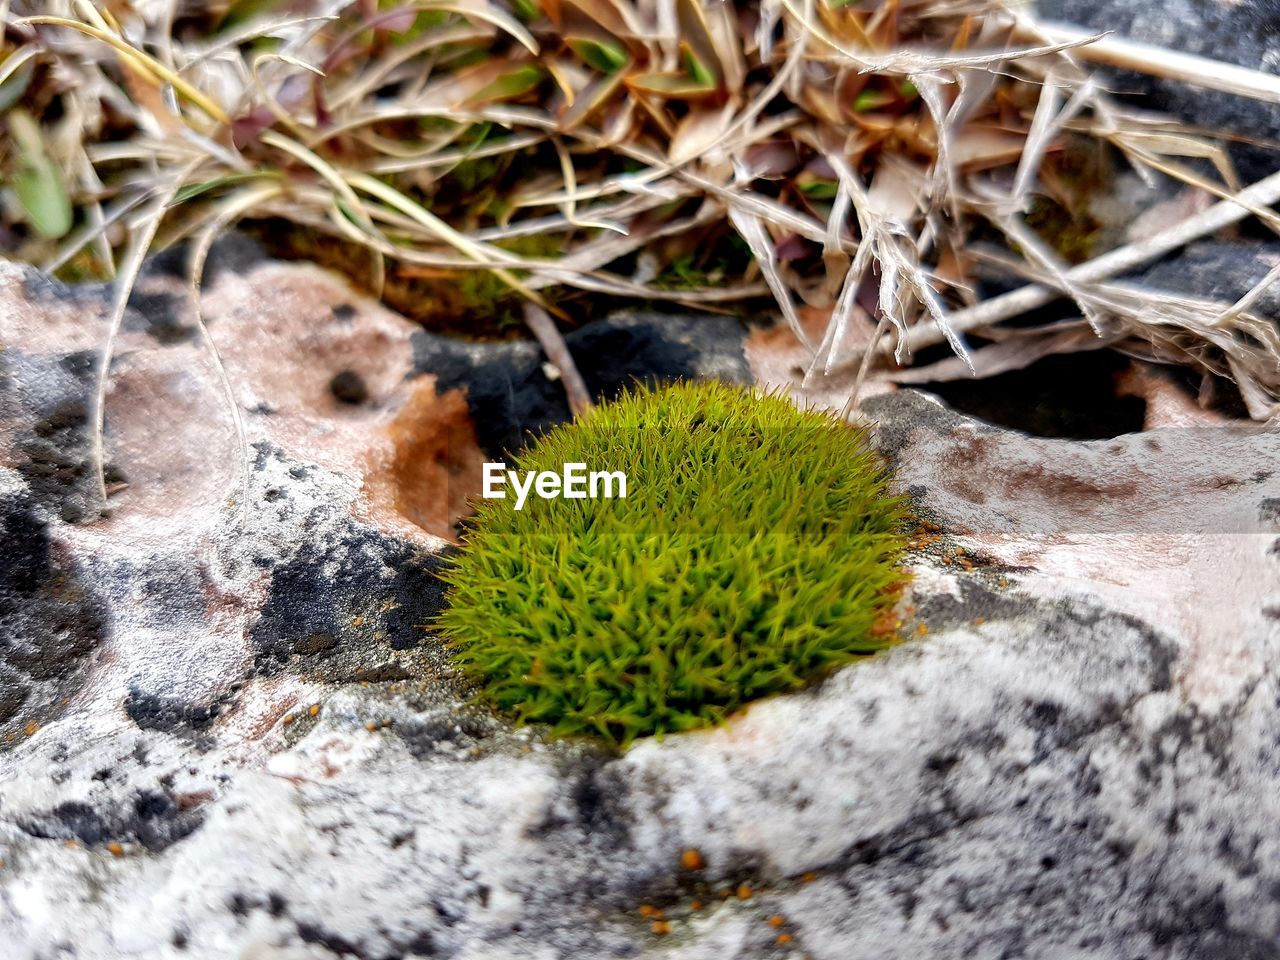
[360,378,486,541]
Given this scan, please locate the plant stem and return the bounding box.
[889,167,1280,357]
[1026,19,1280,106]
[524,302,593,418]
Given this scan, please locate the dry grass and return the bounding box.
[2,0,1279,501]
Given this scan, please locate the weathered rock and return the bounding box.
[1048,0,1280,181]
[1132,241,1280,318]
[0,476,105,737]
[1,244,1278,959]
[412,312,753,459]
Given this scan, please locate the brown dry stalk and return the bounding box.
[523,302,594,418]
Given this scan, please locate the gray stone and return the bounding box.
[1,251,1278,959]
[1131,241,1280,319]
[1047,0,1280,181]
[411,311,752,459]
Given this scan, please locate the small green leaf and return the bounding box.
[172,172,279,206]
[0,54,34,114]
[9,110,72,240]
[852,89,895,113]
[218,0,289,31]
[797,172,839,199]
[626,71,718,100]
[681,43,717,87]
[567,36,629,73]
[468,64,544,105]
[511,0,540,20]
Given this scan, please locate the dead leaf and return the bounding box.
[669,102,735,164]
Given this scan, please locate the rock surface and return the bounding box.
[1048,0,1280,181]
[1133,242,1280,318]
[2,245,1279,959]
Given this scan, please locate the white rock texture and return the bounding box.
[1,244,1278,959]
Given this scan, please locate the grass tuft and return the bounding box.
[436,380,911,747]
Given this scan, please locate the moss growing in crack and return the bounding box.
[436,381,910,747]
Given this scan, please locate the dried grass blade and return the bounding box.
[259,130,387,294]
[817,256,863,377]
[1012,72,1060,202]
[1032,19,1280,106]
[22,16,230,123]
[346,171,555,312]
[187,182,284,525]
[422,0,540,54]
[88,163,198,509]
[894,168,1280,356]
[888,325,1115,384]
[858,33,1109,76]
[1215,259,1280,327]
[0,44,38,89]
[728,206,809,347]
[524,302,593,417]
[43,190,149,275]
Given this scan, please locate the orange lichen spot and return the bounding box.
[106,842,124,857]
[353,616,364,627]
[999,578,1009,588]
[719,887,734,899]
[800,872,816,883]
[870,614,898,638]
[24,721,39,737]
[358,376,487,538]
[64,839,79,849]
[736,884,752,900]
[776,932,793,946]
[690,899,704,911]
[309,704,321,717]
[680,848,705,871]
[638,904,660,918]
[365,721,379,732]
[974,616,986,625]
[768,915,786,928]
[282,714,295,726]
[917,623,929,635]
[651,920,672,936]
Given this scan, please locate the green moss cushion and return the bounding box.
[437,380,910,746]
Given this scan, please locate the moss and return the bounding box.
[1025,194,1101,265]
[1025,135,1112,264]
[436,381,911,747]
